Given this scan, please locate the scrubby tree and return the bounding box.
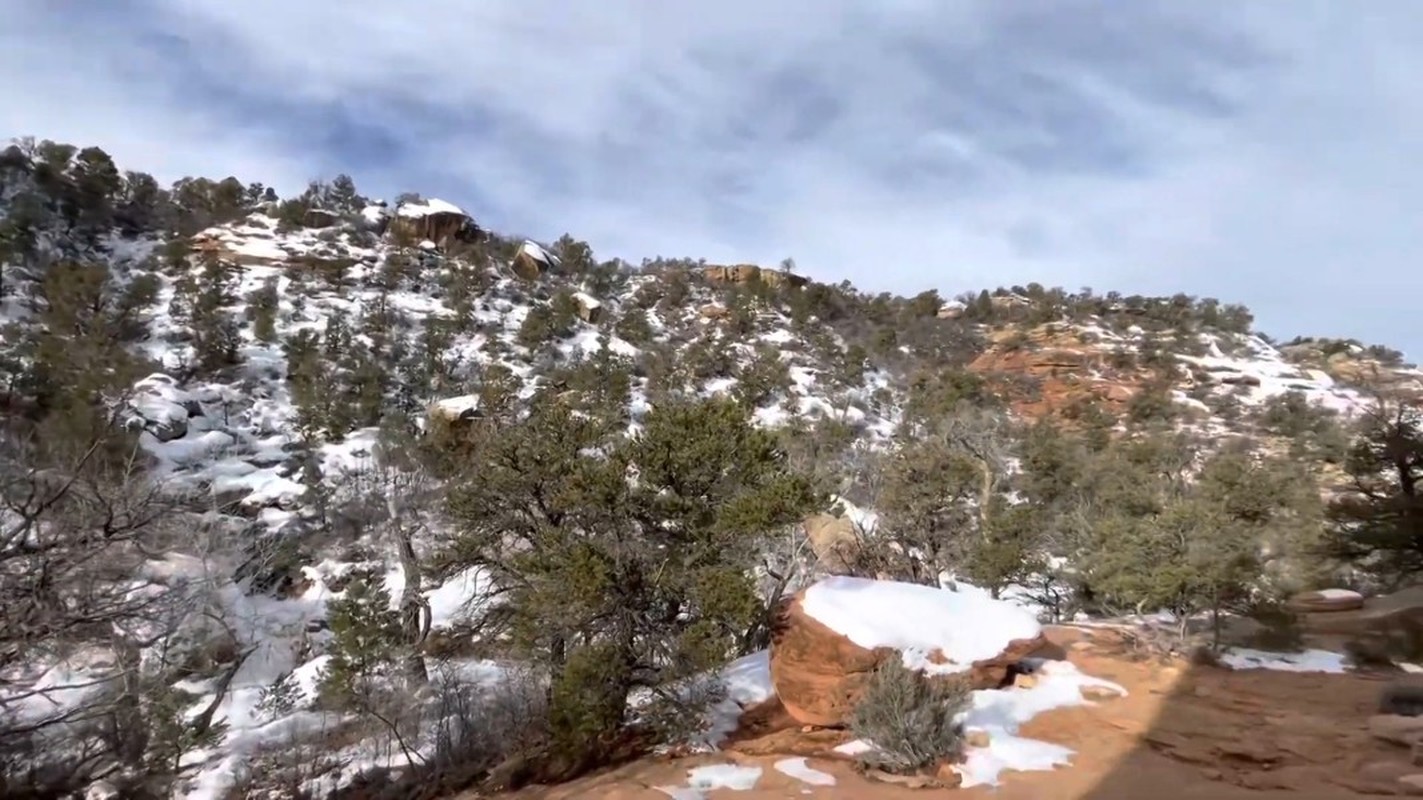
[1327,396,1423,588]
[442,395,820,758]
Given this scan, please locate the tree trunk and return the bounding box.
[391,522,428,686]
[978,461,994,542]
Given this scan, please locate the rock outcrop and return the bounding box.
[768,581,1046,727]
[388,198,483,249]
[968,324,1147,419]
[703,264,809,290]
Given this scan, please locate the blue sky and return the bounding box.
[3,2,1420,356]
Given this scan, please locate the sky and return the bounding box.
[2,2,1420,356]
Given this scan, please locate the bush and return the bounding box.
[848,659,970,773]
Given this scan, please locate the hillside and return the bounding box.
[2,138,1422,799]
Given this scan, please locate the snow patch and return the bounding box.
[773,757,836,786]
[1220,648,1351,673]
[395,197,465,217]
[656,764,763,798]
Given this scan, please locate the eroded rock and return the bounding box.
[768,582,1045,727]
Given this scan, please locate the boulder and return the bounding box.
[302,207,340,228]
[700,303,731,321]
[389,198,483,249]
[512,241,557,281]
[769,578,1046,727]
[937,301,966,319]
[1288,588,1366,613]
[572,292,603,324]
[801,513,861,575]
[1297,586,1423,636]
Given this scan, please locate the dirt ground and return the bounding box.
[483,626,1422,799]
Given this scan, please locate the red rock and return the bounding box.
[768,589,1046,727]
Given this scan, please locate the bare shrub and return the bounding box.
[847,659,969,774]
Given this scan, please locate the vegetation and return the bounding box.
[0,134,1416,796]
[848,660,969,774]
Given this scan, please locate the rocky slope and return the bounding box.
[2,139,1420,798]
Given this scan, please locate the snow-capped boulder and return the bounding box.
[512,240,558,281]
[769,577,1045,727]
[937,300,966,319]
[389,197,483,249]
[302,207,340,228]
[573,291,603,324]
[127,374,200,443]
[1288,588,1366,613]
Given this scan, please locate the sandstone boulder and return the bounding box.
[801,513,861,575]
[572,291,603,324]
[302,207,340,228]
[512,241,557,281]
[1287,588,1366,613]
[769,577,1046,727]
[389,198,483,249]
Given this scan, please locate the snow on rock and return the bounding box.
[774,578,1047,727]
[1179,333,1372,416]
[655,764,763,798]
[395,197,466,218]
[1220,648,1352,674]
[799,576,1043,676]
[518,239,558,266]
[127,373,201,441]
[773,757,836,786]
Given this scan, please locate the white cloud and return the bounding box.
[2,1,1421,355]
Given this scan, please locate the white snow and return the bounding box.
[1178,333,1373,416]
[954,659,1126,787]
[572,291,602,310]
[773,757,836,786]
[800,577,1041,676]
[395,197,465,218]
[690,650,775,750]
[519,239,559,265]
[432,394,480,417]
[1315,588,1364,601]
[656,764,763,798]
[1220,647,1351,673]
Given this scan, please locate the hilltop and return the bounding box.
[2,138,1422,799]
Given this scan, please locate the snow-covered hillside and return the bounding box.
[2,139,1418,799]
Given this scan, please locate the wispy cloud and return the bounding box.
[3,2,1421,354]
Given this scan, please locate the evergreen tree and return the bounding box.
[1327,397,1423,587]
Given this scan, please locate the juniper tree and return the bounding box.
[442,395,820,755]
[1327,396,1423,587]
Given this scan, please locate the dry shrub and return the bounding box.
[847,658,970,774]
